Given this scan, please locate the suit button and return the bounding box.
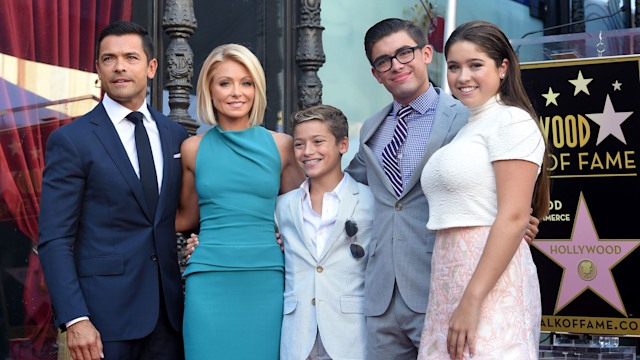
[316,266,323,273]
[150,254,158,261]
[311,298,316,305]
[395,202,403,211]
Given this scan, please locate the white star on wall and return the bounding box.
[569,70,593,95]
[612,80,622,91]
[585,94,633,145]
[541,87,560,106]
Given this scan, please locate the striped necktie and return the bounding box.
[382,105,412,197]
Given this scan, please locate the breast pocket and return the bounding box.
[354,219,373,255]
[168,156,183,188]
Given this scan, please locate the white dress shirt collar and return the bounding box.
[102,93,154,126]
[102,93,163,191]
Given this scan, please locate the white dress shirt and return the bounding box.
[300,174,349,257]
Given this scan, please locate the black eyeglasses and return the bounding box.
[346,220,365,260]
[372,45,425,73]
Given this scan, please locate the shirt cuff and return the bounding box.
[66,316,89,329]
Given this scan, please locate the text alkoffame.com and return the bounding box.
[542,316,640,335]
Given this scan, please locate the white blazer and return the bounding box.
[277,174,374,360]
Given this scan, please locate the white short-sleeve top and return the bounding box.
[421,95,545,230]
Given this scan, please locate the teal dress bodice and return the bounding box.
[183,125,283,275]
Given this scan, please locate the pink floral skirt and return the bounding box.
[418,226,541,359]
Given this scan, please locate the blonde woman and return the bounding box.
[176,44,305,359]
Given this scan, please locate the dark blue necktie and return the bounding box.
[126,111,158,218]
[382,105,412,197]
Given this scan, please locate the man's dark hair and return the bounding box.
[364,18,427,64]
[95,21,154,63]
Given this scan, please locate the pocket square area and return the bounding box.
[173,153,181,159]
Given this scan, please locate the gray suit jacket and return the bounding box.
[277,175,374,360]
[345,87,468,315]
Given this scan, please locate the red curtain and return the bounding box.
[0,0,133,72]
[0,1,132,358]
[0,114,72,359]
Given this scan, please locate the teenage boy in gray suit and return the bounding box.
[345,18,539,360]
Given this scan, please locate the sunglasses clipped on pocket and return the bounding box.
[345,219,365,260]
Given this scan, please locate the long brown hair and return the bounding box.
[445,20,550,219]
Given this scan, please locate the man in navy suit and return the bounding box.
[38,21,188,360]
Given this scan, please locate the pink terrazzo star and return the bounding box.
[533,193,640,316]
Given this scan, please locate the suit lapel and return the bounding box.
[289,190,319,261]
[91,103,154,222]
[360,105,392,144]
[318,176,359,262]
[151,107,171,224]
[361,104,397,196]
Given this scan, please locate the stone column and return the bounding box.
[296,0,325,109]
[163,0,198,282]
[163,0,198,134]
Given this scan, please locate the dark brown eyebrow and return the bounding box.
[99,51,141,59]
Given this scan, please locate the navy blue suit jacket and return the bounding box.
[38,102,188,341]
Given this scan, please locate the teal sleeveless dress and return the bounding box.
[183,125,283,359]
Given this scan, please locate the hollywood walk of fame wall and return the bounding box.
[522,55,640,336]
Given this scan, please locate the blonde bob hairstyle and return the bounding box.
[196,44,267,126]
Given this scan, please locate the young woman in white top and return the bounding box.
[417,20,550,360]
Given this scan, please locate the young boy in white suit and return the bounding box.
[277,104,374,360]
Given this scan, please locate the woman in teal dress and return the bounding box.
[176,44,305,359]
